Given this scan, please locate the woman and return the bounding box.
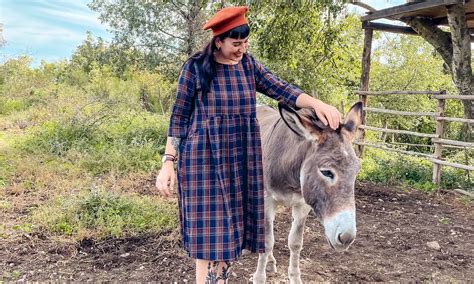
[155,6,340,283]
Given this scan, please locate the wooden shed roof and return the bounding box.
[360,0,474,29]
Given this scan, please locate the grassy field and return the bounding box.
[0,57,472,243]
[0,59,179,241]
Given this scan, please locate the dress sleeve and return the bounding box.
[167,60,196,138]
[253,58,304,109]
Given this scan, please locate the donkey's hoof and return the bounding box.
[289,276,303,284]
[241,249,251,256]
[266,263,277,274]
[250,273,266,284]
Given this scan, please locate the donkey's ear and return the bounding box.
[278,102,323,141]
[342,101,363,141]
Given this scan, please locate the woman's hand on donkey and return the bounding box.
[312,99,341,130]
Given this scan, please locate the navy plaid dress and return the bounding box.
[168,54,303,261]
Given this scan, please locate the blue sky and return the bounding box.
[1,0,112,66]
[0,0,403,67]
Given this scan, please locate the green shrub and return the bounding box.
[102,112,168,146]
[21,120,99,156]
[79,112,168,174]
[79,141,162,174]
[359,148,473,191]
[31,190,178,238]
[439,166,473,190]
[19,111,169,174]
[0,99,28,114]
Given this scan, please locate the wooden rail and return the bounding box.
[367,110,474,123]
[355,90,445,96]
[359,125,439,138]
[381,141,468,150]
[353,141,435,158]
[432,95,474,100]
[432,138,474,148]
[365,110,474,125]
[354,90,473,186]
[431,158,474,171]
[365,107,437,117]
[436,116,474,124]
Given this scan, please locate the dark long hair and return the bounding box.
[190,24,250,95]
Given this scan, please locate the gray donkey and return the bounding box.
[252,101,363,283]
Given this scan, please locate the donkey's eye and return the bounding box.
[320,170,334,179]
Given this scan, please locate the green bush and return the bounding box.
[80,112,168,174]
[0,99,28,115]
[359,148,473,191]
[359,148,431,184]
[102,112,168,146]
[439,166,473,190]
[79,140,162,174]
[22,120,99,156]
[19,110,169,174]
[31,190,178,238]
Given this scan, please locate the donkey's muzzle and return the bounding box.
[337,231,355,246]
[323,210,356,251]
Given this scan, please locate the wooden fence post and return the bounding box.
[356,27,373,157]
[433,93,446,185]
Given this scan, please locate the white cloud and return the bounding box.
[1,0,111,65]
[2,6,86,44]
[35,4,108,29]
[6,23,85,43]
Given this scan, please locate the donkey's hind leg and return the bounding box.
[252,197,277,283]
[288,203,311,284]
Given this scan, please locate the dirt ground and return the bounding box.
[1,182,472,282]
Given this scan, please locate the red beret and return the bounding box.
[203,6,249,37]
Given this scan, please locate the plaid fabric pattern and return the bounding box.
[168,54,303,261]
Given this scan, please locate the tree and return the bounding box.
[88,0,350,80]
[404,4,473,134]
[369,34,462,147]
[351,1,473,140]
[242,1,357,104]
[88,0,210,75]
[68,32,144,77]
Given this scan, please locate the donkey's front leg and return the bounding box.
[253,197,277,284]
[288,203,312,284]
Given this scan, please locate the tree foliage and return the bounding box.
[89,0,210,76]
[369,34,465,147]
[251,9,362,104]
[68,32,145,78]
[88,0,348,81]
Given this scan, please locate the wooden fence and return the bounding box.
[353,90,474,185]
